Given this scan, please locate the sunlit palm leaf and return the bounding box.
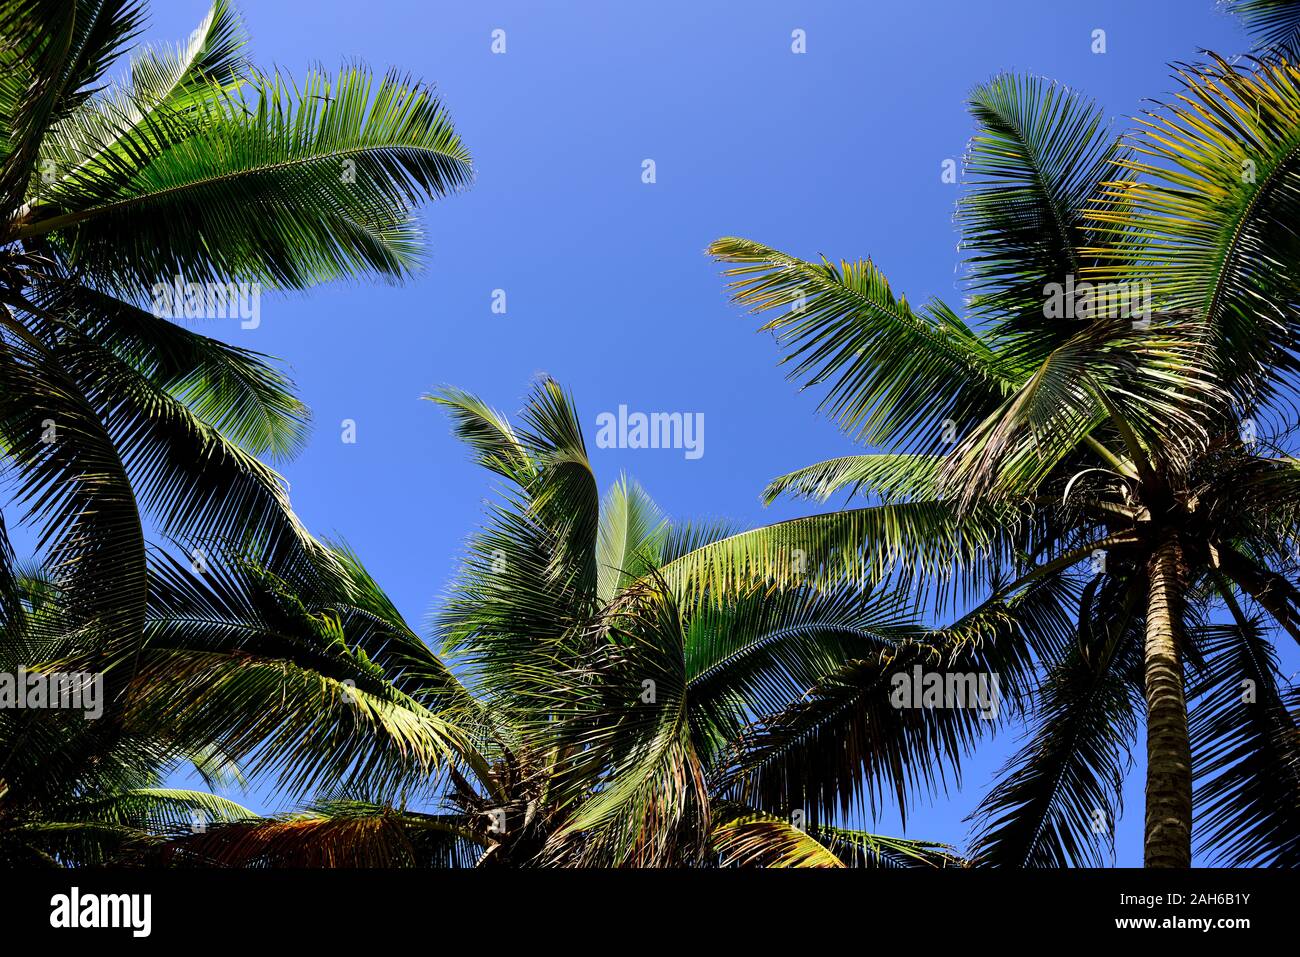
[710,237,1012,452]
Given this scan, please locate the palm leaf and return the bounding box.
[1227,0,1300,54]
[961,73,1127,369]
[709,237,1012,452]
[1189,611,1300,866]
[16,65,473,293]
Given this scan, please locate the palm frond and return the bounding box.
[1189,611,1300,866]
[709,237,1012,452]
[1227,0,1300,54]
[544,580,711,867]
[596,475,667,603]
[16,65,473,293]
[720,572,1078,829]
[1089,55,1300,410]
[968,594,1143,868]
[762,453,942,505]
[711,805,843,867]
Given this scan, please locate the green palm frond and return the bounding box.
[15,64,473,292]
[41,0,248,184]
[968,592,1143,867]
[684,582,916,761]
[428,385,535,484]
[74,787,253,836]
[136,549,477,799]
[657,500,1023,614]
[596,475,667,603]
[433,378,601,716]
[762,453,942,505]
[48,281,309,461]
[659,516,743,565]
[1227,0,1300,53]
[709,237,1013,452]
[962,74,1127,369]
[939,314,1222,506]
[0,341,149,652]
[1189,611,1300,866]
[57,323,316,572]
[720,572,1079,830]
[0,1,146,215]
[544,580,711,867]
[1089,55,1300,408]
[517,377,601,595]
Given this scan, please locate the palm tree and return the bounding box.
[156,379,960,868]
[0,0,471,658]
[685,9,1300,867]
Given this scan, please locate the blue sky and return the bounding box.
[121,1,1266,864]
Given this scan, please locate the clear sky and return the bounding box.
[114,1,1272,864]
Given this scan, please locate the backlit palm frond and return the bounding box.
[1089,55,1300,411]
[709,237,1012,453]
[762,453,942,505]
[812,824,963,868]
[711,804,844,867]
[73,787,252,838]
[939,314,1222,507]
[967,593,1144,868]
[961,73,1127,369]
[517,377,601,597]
[1190,612,1300,866]
[310,541,480,717]
[40,0,249,186]
[596,475,667,603]
[432,381,601,726]
[0,1,146,215]
[657,499,1024,616]
[428,385,535,485]
[15,64,473,294]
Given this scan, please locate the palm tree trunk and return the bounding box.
[1143,533,1192,868]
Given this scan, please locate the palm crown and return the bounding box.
[691,19,1300,867]
[0,0,470,660]
[154,379,962,868]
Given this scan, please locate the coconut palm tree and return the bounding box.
[156,379,961,868]
[687,10,1300,867]
[0,0,471,658]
